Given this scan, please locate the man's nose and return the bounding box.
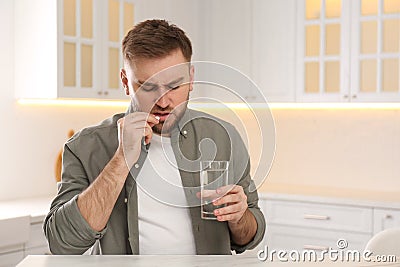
[155,88,170,108]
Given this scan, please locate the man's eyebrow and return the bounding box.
[137,76,185,86]
[167,76,185,85]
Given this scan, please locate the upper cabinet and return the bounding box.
[297,0,400,102]
[202,0,254,102]
[252,0,297,102]
[15,0,134,100]
[14,0,400,102]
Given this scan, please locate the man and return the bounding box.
[44,19,265,255]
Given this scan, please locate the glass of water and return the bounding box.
[200,161,229,220]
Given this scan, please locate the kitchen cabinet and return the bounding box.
[15,0,134,100]
[0,197,53,266]
[261,192,400,252]
[373,208,400,234]
[0,251,24,267]
[0,220,50,267]
[24,222,51,257]
[0,216,30,267]
[264,199,372,251]
[194,0,255,103]
[252,0,297,102]
[296,0,400,102]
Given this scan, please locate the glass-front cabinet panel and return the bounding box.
[350,0,400,101]
[58,0,134,99]
[60,0,97,98]
[103,0,135,99]
[297,0,350,102]
[299,0,400,102]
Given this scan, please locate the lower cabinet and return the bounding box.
[24,222,51,257]
[0,216,30,267]
[0,250,24,267]
[265,225,371,252]
[0,220,50,267]
[373,208,400,235]
[260,195,400,254]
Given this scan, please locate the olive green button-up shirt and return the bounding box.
[44,108,266,255]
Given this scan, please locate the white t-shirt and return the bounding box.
[136,134,196,255]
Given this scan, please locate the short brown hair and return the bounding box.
[122,19,193,64]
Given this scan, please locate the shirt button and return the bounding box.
[134,163,140,169]
[183,130,187,135]
[124,198,128,203]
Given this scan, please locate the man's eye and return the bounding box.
[141,85,157,92]
[168,84,181,90]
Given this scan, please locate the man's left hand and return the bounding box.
[212,185,248,224]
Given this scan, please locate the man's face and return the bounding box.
[121,49,194,135]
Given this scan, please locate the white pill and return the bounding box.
[155,116,160,121]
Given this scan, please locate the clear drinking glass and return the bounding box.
[200,161,229,220]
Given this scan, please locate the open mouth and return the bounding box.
[152,112,170,122]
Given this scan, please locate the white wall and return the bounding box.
[198,107,400,195]
[0,0,126,201]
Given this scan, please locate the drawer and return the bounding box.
[373,208,400,234]
[266,200,372,233]
[0,216,30,249]
[0,250,24,267]
[25,223,48,249]
[265,224,371,252]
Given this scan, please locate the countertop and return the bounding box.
[16,255,400,267]
[259,183,400,209]
[0,196,53,223]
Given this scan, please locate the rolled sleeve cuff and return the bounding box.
[64,195,108,241]
[231,207,266,254]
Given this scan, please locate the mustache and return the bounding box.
[150,106,173,113]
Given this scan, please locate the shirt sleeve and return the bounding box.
[43,142,107,255]
[231,178,266,254]
[229,127,266,254]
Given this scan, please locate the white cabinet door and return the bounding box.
[200,0,254,103]
[24,223,49,255]
[0,251,24,267]
[349,0,400,102]
[373,208,400,234]
[265,224,371,252]
[266,200,373,234]
[15,0,132,100]
[252,0,296,102]
[296,0,400,103]
[296,0,351,102]
[0,216,30,252]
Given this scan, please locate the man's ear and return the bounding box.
[120,68,129,95]
[189,65,195,92]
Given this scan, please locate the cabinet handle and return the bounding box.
[304,245,329,251]
[385,214,393,219]
[303,214,330,220]
[98,91,103,95]
[343,95,349,99]
[352,95,357,99]
[104,91,109,96]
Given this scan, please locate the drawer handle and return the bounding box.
[304,245,329,251]
[303,214,330,220]
[385,214,393,219]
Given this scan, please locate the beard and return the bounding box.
[151,94,189,135]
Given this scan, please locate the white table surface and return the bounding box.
[16,255,400,267]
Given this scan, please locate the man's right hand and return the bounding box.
[116,112,159,169]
